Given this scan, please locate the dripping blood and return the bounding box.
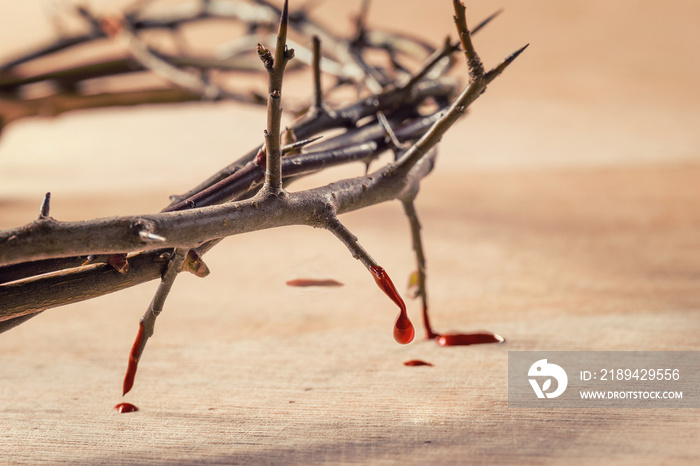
[369,265,415,344]
[122,322,145,396]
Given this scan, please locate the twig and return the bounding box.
[122,248,187,396]
[394,43,528,178]
[347,0,385,93]
[323,214,376,269]
[261,0,294,193]
[401,198,437,339]
[377,111,408,150]
[312,35,323,111]
[470,9,503,36]
[323,214,414,345]
[0,34,98,71]
[398,37,459,91]
[111,15,222,99]
[452,0,484,80]
[0,88,208,128]
[162,77,455,206]
[396,9,499,92]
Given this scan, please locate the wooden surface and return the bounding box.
[1,1,699,464]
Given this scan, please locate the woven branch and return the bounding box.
[0,1,526,343]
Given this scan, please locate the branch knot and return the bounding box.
[257,44,274,71]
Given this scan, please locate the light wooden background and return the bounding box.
[1,1,699,464]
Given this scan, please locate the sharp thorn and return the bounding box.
[484,43,529,82]
[282,135,323,153]
[39,192,51,219]
[505,43,530,64]
[139,230,167,242]
[281,0,289,26]
[470,9,504,35]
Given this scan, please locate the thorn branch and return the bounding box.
[452,0,484,80]
[402,198,437,339]
[263,0,294,194]
[312,35,323,110]
[323,214,377,270]
[0,0,527,393]
[122,248,187,395]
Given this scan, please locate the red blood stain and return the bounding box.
[114,402,139,413]
[108,253,129,274]
[285,278,344,287]
[122,322,145,396]
[436,332,505,346]
[403,359,433,367]
[369,265,415,345]
[254,147,266,167]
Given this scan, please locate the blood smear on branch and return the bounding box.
[369,265,415,345]
[122,322,145,396]
[285,278,344,287]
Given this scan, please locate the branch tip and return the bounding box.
[399,36,459,91]
[263,0,294,193]
[484,43,529,82]
[281,0,289,27]
[452,0,484,80]
[470,9,503,36]
[282,135,323,154]
[505,43,530,64]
